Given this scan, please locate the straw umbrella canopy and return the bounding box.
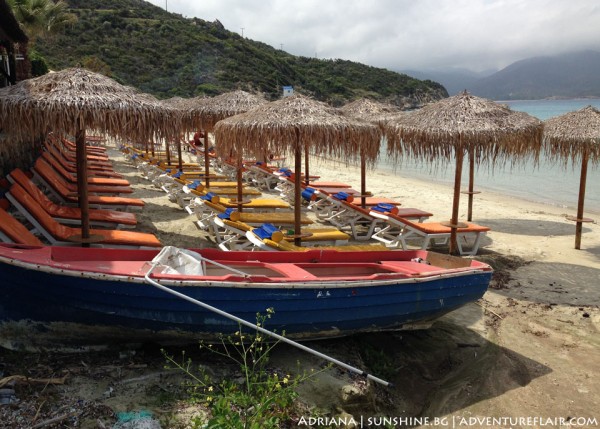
[182,90,268,186]
[0,67,180,244]
[184,90,268,132]
[543,105,600,249]
[384,91,543,254]
[214,93,381,245]
[339,98,402,207]
[160,96,196,169]
[340,98,403,128]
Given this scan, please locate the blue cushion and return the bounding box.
[173,170,183,179]
[203,191,217,201]
[371,203,395,213]
[252,223,279,239]
[188,180,202,190]
[301,188,317,201]
[333,191,350,201]
[279,168,292,177]
[217,208,235,219]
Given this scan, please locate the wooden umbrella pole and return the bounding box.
[176,137,183,171]
[450,147,465,255]
[360,151,367,209]
[467,150,475,221]
[295,130,303,246]
[75,124,90,246]
[304,142,310,187]
[237,152,243,213]
[204,130,211,187]
[575,150,589,250]
[165,136,171,165]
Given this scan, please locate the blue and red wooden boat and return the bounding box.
[0,244,492,351]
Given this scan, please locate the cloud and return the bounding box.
[151,0,600,72]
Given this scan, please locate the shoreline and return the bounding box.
[306,155,600,268]
[356,155,600,216]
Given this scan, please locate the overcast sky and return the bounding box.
[147,0,600,73]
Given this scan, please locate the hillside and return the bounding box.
[33,0,447,106]
[468,50,600,100]
[401,68,496,96]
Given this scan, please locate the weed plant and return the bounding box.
[163,308,329,428]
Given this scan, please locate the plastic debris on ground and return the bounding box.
[112,410,162,429]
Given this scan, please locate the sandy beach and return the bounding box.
[1,146,598,428]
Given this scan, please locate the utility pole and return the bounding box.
[280,44,284,50]
[165,0,167,12]
[241,27,244,37]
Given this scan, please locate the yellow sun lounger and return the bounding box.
[245,224,383,252]
[253,238,389,252]
[210,219,350,251]
[219,197,291,211]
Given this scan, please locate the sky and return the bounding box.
[147,0,600,74]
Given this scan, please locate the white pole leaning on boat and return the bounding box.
[144,263,392,388]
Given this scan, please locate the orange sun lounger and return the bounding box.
[44,144,123,178]
[59,136,109,159]
[7,169,137,228]
[40,152,131,188]
[34,158,133,195]
[7,183,161,248]
[32,161,144,210]
[0,207,44,246]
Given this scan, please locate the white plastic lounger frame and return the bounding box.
[369,211,487,256]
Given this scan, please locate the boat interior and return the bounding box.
[0,244,489,283]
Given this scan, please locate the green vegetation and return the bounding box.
[8,0,77,43]
[162,309,329,428]
[32,0,447,104]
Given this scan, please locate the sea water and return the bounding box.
[377,98,600,215]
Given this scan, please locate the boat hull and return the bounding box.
[0,245,492,351]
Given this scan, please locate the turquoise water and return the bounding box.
[378,98,600,214]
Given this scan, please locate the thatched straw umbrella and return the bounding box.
[182,90,268,187]
[161,96,195,169]
[384,91,543,254]
[340,98,402,207]
[214,93,381,245]
[543,105,600,249]
[0,67,180,244]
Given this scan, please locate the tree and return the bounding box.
[8,0,77,43]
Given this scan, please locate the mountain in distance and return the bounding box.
[401,67,496,96]
[404,50,600,100]
[468,50,600,100]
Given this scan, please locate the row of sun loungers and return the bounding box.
[128,148,356,251]
[186,147,492,255]
[0,135,490,255]
[0,137,489,255]
[0,136,162,248]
